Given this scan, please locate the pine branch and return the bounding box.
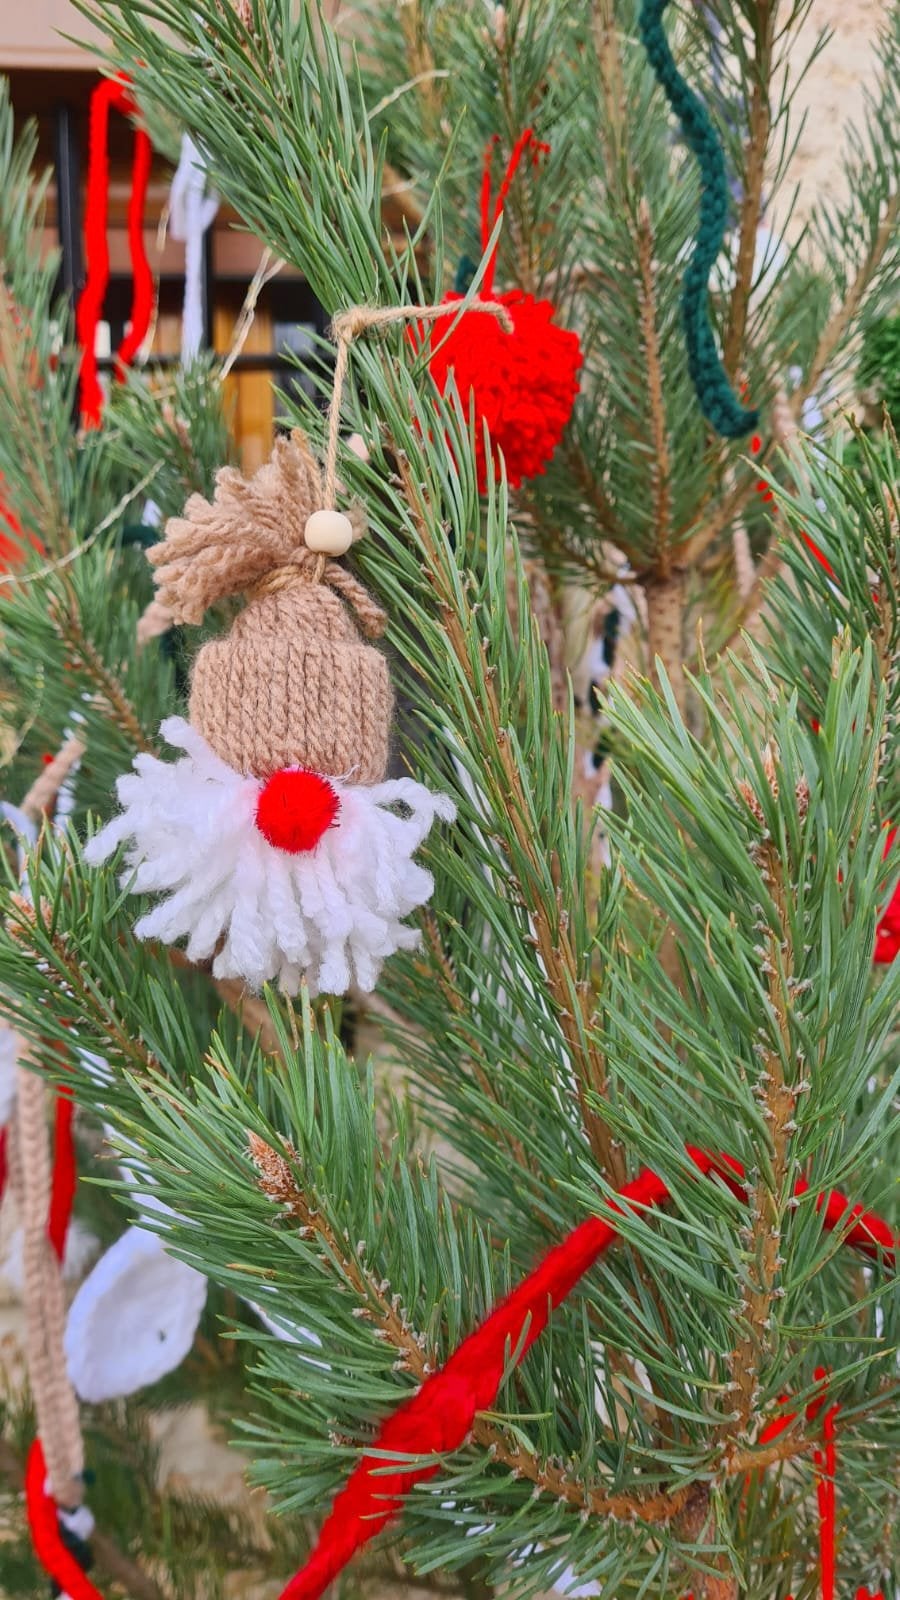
[559,439,631,558]
[675,1485,737,1600]
[168,948,288,1061]
[726,1385,900,1476]
[793,191,900,421]
[50,586,154,754]
[723,761,805,1442]
[677,439,773,568]
[722,1,776,382]
[397,452,625,1186]
[416,912,541,1189]
[247,1133,688,1527]
[636,198,673,573]
[6,885,159,1084]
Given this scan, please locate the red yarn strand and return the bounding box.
[0,1125,7,1204]
[77,79,119,426]
[479,134,501,270]
[280,1169,670,1600]
[77,77,154,427]
[48,1086,77,1262]
[279,1150,894,1600]
[116,120,154,375]
[808,1372,839,1600]
[800,530,837,580]
[25,1440,105,1600]
[480,128,537,297]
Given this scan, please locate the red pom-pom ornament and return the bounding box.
[255,769,340,854]
[424,130,582,491]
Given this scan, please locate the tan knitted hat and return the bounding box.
[148,429,393,783]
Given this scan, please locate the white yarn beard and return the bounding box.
[85,718,455,996]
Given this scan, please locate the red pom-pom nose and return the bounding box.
[255,769,340,854]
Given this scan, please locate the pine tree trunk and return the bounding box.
[645,570,686,713]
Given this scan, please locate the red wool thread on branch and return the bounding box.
[76,75,154,428]
[279,1146,896,1600]
[421,128,582,491]
[756,1372,886,1600]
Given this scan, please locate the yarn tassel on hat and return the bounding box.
[86,430,455,996]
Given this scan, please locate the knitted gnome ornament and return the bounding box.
[422,129,582,491]
[86,431,455,995]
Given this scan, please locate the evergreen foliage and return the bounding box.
[0,5,897,1599]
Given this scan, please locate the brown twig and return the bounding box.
[593,0,627,165]
[676,1484,738,1600]
[722,3,775,382]
[636,199,673,575]
[644,569,687,710]
[19,737,85,824]
[724,1383,900,1477]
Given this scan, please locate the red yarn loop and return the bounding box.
[255,769,341,854]
[424,129,582,491]
[25,1440,104,1600]
[77,76,154,428]
[480,128,548,298]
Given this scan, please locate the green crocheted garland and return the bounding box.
[638,0,758,438]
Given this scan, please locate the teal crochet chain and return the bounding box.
[638,0,758,438]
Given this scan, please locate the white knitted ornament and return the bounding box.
[64,1226,207,1403]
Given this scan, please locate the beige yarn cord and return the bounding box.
[322,298,514,512]
[8,1065,85,1505]
[3,761,87,1508]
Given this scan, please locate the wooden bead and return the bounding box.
[304,509,353,556]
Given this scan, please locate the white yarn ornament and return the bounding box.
[85,717,456,995]
[167,135,219,366]
[64,1226,207,1403]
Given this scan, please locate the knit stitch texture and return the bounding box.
[638,0,759,438]
[149,430,392,781]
